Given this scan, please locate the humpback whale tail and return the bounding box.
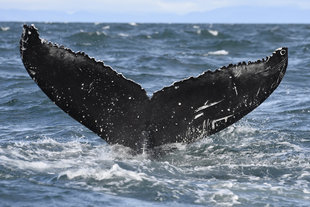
[20,25,288,153]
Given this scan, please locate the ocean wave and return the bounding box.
[66,31,108,44]
[212,39,253,49]
[0,122,309,205]
[102,25,110,30]
[0,26,10,31]
[189,28,220,37]
[209,189,240,206]
[59,163,149,182]
[118,33,129,37]
[152,29,178,39]
[205,50,229,56]
[208,29,219,36]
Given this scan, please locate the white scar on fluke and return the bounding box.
[195,99,224,113]
[194,112,204,120]
[211,114,234,130]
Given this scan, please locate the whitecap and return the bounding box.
[208,29,219,36]
[210,189,240,206]
[303,189,310,194]
[1,26,10,31]
[118,33,129,37]
[60,163,149,183]
[206,50,229,56]
[298,171,310,180]
[0,138,112,172]
[95,31,107,36]
[102,25,110,30]
[129,22,137,26]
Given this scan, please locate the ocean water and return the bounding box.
[0,22,310,206]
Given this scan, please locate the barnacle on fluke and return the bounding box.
[20,24,288,154]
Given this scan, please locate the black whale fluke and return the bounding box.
[20,24,288,153]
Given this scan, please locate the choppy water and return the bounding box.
[0,22,310,206]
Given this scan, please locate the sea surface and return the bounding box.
[0,22,309,206]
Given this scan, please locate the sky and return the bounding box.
[1,0,310,23]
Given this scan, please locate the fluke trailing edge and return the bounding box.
[20,24,288,153]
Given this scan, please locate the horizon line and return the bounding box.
[1,21,310,24]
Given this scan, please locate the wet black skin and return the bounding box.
[20,25,288,153]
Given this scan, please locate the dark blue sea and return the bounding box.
[0,22,309,206]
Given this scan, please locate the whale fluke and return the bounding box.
[20,24,288,153]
